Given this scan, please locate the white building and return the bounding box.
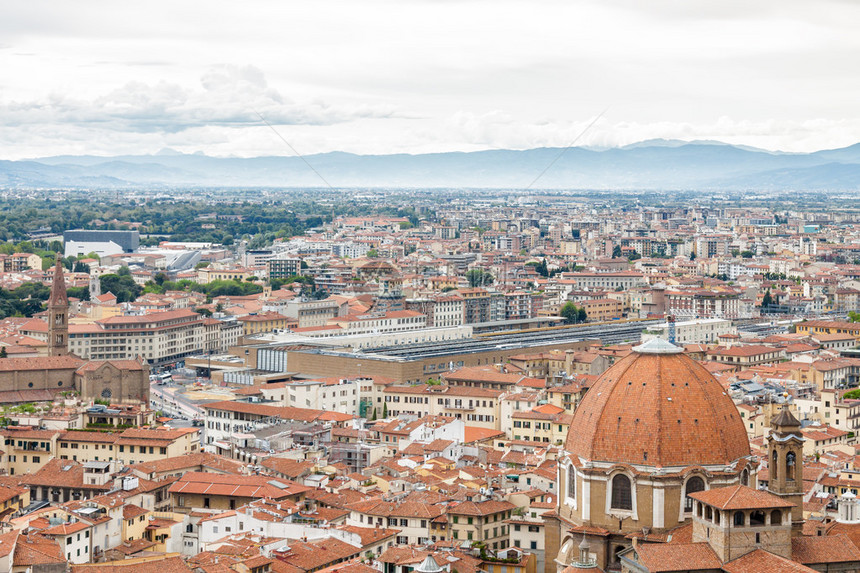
[260,378,360,414]
[640,318,735,345]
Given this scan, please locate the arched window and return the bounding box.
[772,450,778,481]
[567,466,576,500]
[770,509,782,525]
[705,506,712,520]
[611,475,632,510]
[741,469,749,486]
[786,452,796,482]
[750,510,766,526]
[684,476,705,512]
[733,511,745,526]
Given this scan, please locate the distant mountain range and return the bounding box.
[3,139,860,190]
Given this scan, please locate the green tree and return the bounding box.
[366,248,379,258]
[762,289,774,309]
[612,245,622,258]
[560,301,585,324]
[466,269,493,287]
[0,347,6,359]
[370,407,377,421]
[67,286,91,301]
[740,250,754,259]
[848,311,860,323]
[99,273,143,303]
[382,402,388,418]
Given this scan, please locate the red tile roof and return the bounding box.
[723,548,818,572]
[690,485,794,510]
[168,472,311,500]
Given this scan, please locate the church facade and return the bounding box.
[0,257,149,405]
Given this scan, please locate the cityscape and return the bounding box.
[2,2,860,573]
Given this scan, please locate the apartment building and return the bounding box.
[0,252,41,272]
[346,499,446,545]
[448,500,515,550]
[328,310,427,336]
[459,288,493,324]
[237,312,295,336]
[559,272,645,291]
[580,298,623,321]
[382,385,502,429]
[0,427,200,476]
[706,345,785,369]
[405,295,464,328]
[507,405,572,445]
[267,257,302,279]
[170,472,311,512]
[665,289,741,319]
[283,298,342,328]
[640,318,734,345]
[0,428,59,476]
[18,309,206,365]
[202,400,353,445]
[196,267,253,284]
[260,377,360,414]
[505,291,537,321]
[796,320,860,341]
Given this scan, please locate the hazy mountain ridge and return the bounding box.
[4,141,860,190]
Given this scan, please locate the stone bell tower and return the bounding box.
[766,404,804,535]
[47,255,69,357]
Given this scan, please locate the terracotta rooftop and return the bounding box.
[565,348,750,467]
[168,472,311,500]
[792,534,860,565]
[722,548,818,572]
[634,542,722,572]
[69,555,193,572]
[690,484,794,510]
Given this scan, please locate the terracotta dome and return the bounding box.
[565,338,750,467]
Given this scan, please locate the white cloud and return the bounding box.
[1,0,860,158]
[1,65,397,138]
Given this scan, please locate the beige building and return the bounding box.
[448,500,515,551]
[237,312,294,336]
[580,298,623,321]
[197,267,253,283]
[507,405,572,445]
[382,384,502,429]
[169,471,310,512]
[55,428,199,466]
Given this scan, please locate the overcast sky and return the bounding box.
[2,0,859,159]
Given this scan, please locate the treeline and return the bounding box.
[0,197,426,245]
